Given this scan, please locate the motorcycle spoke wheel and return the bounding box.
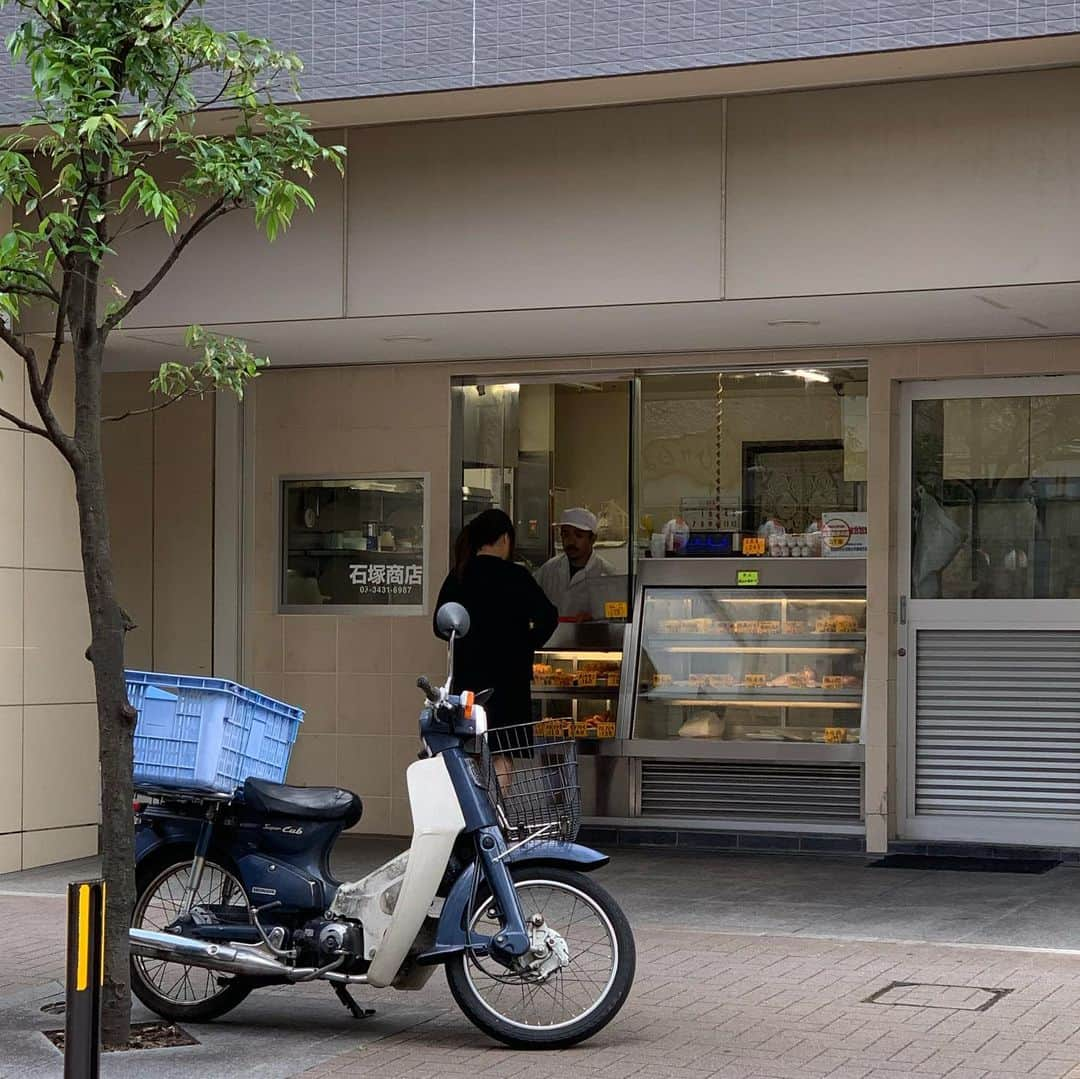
[133,860,249,1009]
[464,877,619,1031]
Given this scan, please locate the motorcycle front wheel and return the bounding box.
[446,866,635,1049]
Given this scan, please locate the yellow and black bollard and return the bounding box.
[64,880,105,1079]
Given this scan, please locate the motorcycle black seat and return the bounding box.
[243,778,363,827]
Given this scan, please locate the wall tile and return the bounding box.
[23,570,94,706]
[23,436,80,571]
[22,703,98,831]
[21,824,97,869]
[248,613,284,673]
[0,706,22,832]
[0,344,24,427]
[285,733,339,787]
[348,796,390,836]
[0,831,20,873]
[0,431,23,569]
[390,616,446,676]
[338,674,393,737]
[337,618,392,674]
[281,673,337,734]
[283,615,337,673]
[0,568,22,705]
[338,735,393,798]
[389,797,413,837]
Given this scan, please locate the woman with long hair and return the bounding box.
[434,509,558,780]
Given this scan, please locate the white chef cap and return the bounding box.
[560,507,598,533]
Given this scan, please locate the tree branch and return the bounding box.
[103,196,232,331]
[0,402,49,438]
[42,270,70,401]
[0,321,73,455]
[0,283,60,303]
[103,385,196,422]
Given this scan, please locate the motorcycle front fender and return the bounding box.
[417,841,610,966]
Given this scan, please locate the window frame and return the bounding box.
[276,471,431,616]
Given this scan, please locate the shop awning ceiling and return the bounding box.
[92,280,1080,373]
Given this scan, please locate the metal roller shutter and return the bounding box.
[915,629,1080,818]
[640,760,863,822]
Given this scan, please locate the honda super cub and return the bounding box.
[128,602,635,1048]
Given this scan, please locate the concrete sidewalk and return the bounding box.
[5,842,1080,1077]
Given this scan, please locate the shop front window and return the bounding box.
[637,367,868,559]
[451,380,632,621]
[911,394,1080,599]
[281,476,427,612]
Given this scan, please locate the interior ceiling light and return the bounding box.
[766,319,821,327]
[382,334,433,343]
[782,368,831,384]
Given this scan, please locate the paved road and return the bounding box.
[6,844,1080,1077]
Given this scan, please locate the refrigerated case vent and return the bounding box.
[639,760,863,822]
[915,629,1080,819]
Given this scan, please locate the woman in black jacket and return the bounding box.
[434,509,558,776]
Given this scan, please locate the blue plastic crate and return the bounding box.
[127,670,304,793]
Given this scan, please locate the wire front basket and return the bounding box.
[480,721,581,843]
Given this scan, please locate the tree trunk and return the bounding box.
[71,330,134,1049]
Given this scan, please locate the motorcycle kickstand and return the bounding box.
[332,983,375,1020]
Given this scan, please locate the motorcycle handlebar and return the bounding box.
[416,675,440,703]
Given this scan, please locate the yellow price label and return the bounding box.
[736,570,759,587]
[604,601,628,619]
[741,537,766,556]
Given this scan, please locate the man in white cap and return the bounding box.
[535,507,614,620]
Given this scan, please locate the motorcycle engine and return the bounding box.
[293,918,363,966]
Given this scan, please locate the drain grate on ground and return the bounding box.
[864,981,1013,1012]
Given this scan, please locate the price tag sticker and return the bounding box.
[604,601,628,619]
[737,570,759,587]
[741,537,766,556]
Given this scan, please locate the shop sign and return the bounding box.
[347,561,423,602]
[821,512,869,558]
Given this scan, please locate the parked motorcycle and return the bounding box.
[128,602,636,1048]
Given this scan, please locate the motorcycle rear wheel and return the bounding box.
[446,866,635,1049]
[131,852,254,1023]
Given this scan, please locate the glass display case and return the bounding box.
[530,623,629,817]
[634,588,866,745]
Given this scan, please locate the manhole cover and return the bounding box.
[865,981,1012,1012]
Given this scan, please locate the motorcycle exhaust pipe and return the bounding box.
[130,928,310,979]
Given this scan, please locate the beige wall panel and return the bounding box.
[153,396,213,675]
[0,706,22,833]
[0,342,24,428]
[250,366,452,831]
[0,568,23,706]
[105,140,346,328]
[22,703,98,830]
[23,570,93,705]
[23,435,80,571]
[21,824,97,869]
[0,832,20,873]
[0,430,23,569]
[347,102,724,315]
[726,69,1080,297]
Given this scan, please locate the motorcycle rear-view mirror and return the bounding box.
[435,602,470,641]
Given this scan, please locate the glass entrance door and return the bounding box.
[899,377,1080,846]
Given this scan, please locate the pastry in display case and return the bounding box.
[531,650,622,740]
[633,588,866,745]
